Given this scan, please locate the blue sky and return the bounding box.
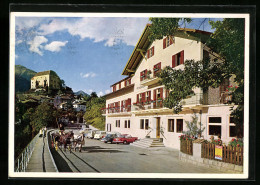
[15,17,221,96]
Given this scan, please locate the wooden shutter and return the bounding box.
[163,38,166,49]
[124,80,126,87]
[140,71,142,81]
[129,78,131,85]
[137,94,139,103]
[148,91,151,100]
[147,49,150,58]
[142,93,145,102]
[152,46,154,56]
[119,83,121,89]
[172,55,176,68]
[145,69,147,79]
[153,89,157,100]
[160,88,163,99]
[169,36,173,45]
[158,62,161,69]
[180,50,184,65]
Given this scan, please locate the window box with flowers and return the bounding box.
[179,134,194,155]
[157,97,163,102]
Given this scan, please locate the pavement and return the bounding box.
[51,129,227,173]
[25,131,57,172]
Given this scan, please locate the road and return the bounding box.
[50,129,225,173]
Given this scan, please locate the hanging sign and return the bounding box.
[215,145,223,160]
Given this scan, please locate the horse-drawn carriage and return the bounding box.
[51,130,85,152]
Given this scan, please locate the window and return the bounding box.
[140,69,147,81]
[140,119,144,129]
[176,119,183,133]
[229,116,236,137]
[168,119,174,132]
[115,120,120,128]
[147,46,154,58]
[128,120,131,128]
[145,119,149,130]
[125,120,127,128]
[153,62,161,77]
[229,126,236,137]
[172,50,184,68]
[163,36,174,49]
[113,85,116,92]
[209,117,222,123]
[209,125,221,136]
[125,78,131,86]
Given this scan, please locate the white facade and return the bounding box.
[103,25,237,150]
[73,103,86,112]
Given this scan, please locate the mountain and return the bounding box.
[15,65,37,92]
[74,90,89,97]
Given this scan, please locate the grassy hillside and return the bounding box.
[15,65,37,92]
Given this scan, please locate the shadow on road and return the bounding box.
[48,131,73,172]
[81,146,126,153]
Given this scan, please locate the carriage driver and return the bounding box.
[59,122,65,135]
[75,131,85,152]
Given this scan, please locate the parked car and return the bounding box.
[79,128,91,136]
[94,131,107,140]
[86,130,99,139]
[101,133,117,143]
[112,134,138,144]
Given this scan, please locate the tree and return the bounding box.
[90,92,98,99]
[150,18,244,137]
[83,96,105,130]
[148,18,192,42]
[183,114,205,138]
[30,101,55,136]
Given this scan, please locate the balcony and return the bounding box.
[101,106,132,116]
[140,72,161,86]
[180,93,204,106]
[132,100,166,113]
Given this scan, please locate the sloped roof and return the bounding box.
[33,70,59,77]
[121,24,212,76]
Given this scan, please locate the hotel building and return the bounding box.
[102,24,237,149]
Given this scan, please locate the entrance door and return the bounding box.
[156,117,161,138]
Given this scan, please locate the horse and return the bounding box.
[73,133,85,152]
[51,131,74,152]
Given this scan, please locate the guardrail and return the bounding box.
[15,132,40,172]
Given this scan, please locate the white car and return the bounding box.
[86,130,99,139]
[94,131,107,140]
[79,128,91,135]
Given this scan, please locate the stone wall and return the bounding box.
[179,143,243,173]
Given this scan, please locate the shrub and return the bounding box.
[229,138,243,147]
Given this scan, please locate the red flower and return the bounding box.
[237,144,240,147]
[235,86,238,88]
[232,138,235,141]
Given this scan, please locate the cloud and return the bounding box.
[38,17,149,46]
[16,40,23,44]
[44,41,68,52]
[16,17,47,30]
[98,91,104,97]
[80,72,97,78]
[105,89,111,94]
[27,36,48,56]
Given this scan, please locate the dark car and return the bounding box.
[101,134,117,143]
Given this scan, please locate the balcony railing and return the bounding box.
[180,93,204,106]
[101,106,131,115]
[132,100,164,111]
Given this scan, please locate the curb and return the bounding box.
[47,129,59,172]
